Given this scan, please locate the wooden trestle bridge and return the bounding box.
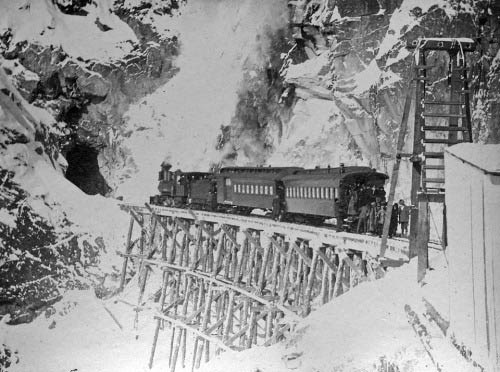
[117,203,411,371]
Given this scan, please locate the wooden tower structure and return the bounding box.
[380,38,475,281]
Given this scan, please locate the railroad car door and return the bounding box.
[223,177,231,202]
[210,180,217,210]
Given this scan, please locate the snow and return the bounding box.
[376,0,461,60]
[0,208,16,229]
[286,52,331,85]
[446,143,500,174]
[0,0,137,61]
[0,253,476,372]
[350,59,382,95]
[265,98,364,168]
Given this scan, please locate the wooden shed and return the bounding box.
[445,143,500,371]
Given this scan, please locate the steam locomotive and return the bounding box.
[150,162,389,229]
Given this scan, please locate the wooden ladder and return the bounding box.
[413,39,474,194]
[380,38,475,269]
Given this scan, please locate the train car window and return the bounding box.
[225,178,232,186]
[300,187,304,199]
[264,185,268,194]
[233,185,237,193]
[244,185,248,194]
[259,185,263,194]
[270,186,274,195]
[314,187,318,199]
[334,188,338,199]
[320,187,325,199]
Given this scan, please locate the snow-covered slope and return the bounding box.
[0,0,137,61]
[0,254,477,372]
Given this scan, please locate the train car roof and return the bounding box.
[219,166,303,173]
[218,166,302,181]
[282,167,388,187]
[292,166,374,175]
[179,172,213,179]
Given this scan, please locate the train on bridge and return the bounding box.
[150,163,389,231]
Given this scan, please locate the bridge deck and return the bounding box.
[123,204,410,262]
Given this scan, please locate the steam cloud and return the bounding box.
[119,0,288,201]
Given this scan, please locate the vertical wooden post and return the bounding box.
[294,255,303,306]
[417,198,430,283]
[409,48,426,259]
[223,290,236,343]
[332,257,344,298]
[119,215,135,291]
[279,240,294,305]
[442,203,448,250]
[245,306,257,349]
[320,251,330,305]
[245,233,257,285]
[328,252,337,300]
[235,237,248,284]
[149,268,171,369]
[342,256,351,293]
[257,241,271,292]
[195,283,214,368]
[304,250,318,315]
[270,237,282,296]
[240,299,249,347]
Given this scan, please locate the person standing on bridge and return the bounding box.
[376,204,386,237]
[356,203,369,233]
[367,201,377,234]
[389,203,399,238]
[399,199,410,237]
